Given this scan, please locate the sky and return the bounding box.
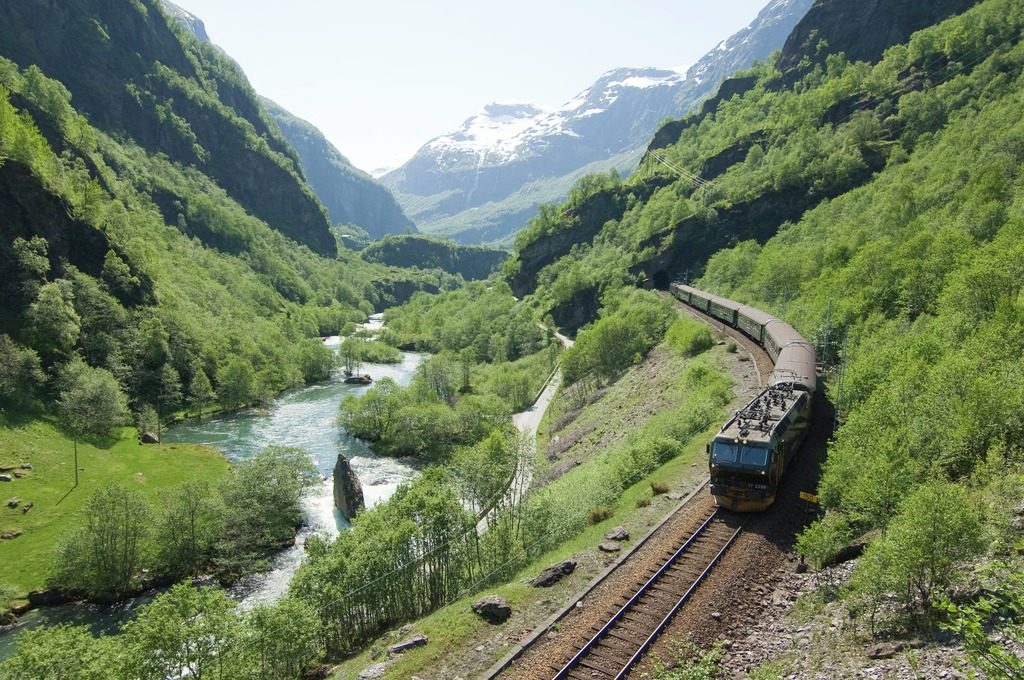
[173,0,770,174]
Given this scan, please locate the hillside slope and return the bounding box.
[505,0,1024,661]
[0,2,450,429]
[382,0,812,245]
[262,98,415,239]
[0,0,338,256]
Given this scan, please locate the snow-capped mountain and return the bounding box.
[424,68,687,169]
[383,0,812,245]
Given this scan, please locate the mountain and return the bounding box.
[502,2,1024,674]
[0,0,448,423]
[0,0,336,256]
[261,98,415,239]
[360,235,507,281]
[382,0,812,246]
[157,1,414,241]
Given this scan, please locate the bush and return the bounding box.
[587,506,614,525]
[849,480,984,627]
[650,480,671,495]
[666,317,714,357]
[796,512,853,570]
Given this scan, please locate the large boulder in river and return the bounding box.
[333,454,365,521]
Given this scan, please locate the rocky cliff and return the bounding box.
[333,455,365,522]
[262,98,415,240]
[776,0,983,71]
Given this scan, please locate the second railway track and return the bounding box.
[550,509,744,680]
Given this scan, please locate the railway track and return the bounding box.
[549,509,744,680]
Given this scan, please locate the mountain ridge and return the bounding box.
[383,0,813,245]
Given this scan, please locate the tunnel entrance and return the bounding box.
[651,270,672,290]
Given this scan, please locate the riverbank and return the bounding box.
[0,326,423,653]
[0,415,229,606]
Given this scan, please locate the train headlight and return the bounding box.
[760,470,767,475]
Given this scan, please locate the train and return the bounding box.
[670,283,817,511]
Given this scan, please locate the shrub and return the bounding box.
[650,480,671,495]
[587,506,614,524]
[849,480,984,627]
[666,317,714,357]
[796,512,853,571]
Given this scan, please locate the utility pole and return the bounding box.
[834,330,848,433]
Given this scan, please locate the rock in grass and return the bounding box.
[140,432,159,444]
[529,559,576,587]
[0,475,12,482]
[358,663,387,679]
[5,498,17,509]
[472,595,511,624]
[604,526,629,541]
[1,529,23,540]
[598,542,621,553]
[388,634,428,655]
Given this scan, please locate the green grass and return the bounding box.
[330,432,713,679]
[0,414,229,599]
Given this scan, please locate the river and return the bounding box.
[0,319,422,657]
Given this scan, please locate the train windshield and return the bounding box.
[711,442,769,469]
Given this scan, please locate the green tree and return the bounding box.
[295,338,335,384]
[240,597,323,679]
[122,583,242,680]
[940,564,1024,680]
[26,280,80,357]
[100,249,139,298]
[451,427,519,516]
[11,235,49,299]
[216,356,256,410]
[188,364,215,420]
[58,359,130,439]
[851,481,984,623]
[339,377,401,441]
[154,481,224,578]
[53,483,152,598]
[219,446,318,561]
[0,624,120,680]
[0,334,44,408]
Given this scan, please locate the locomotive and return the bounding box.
[670,283,816,511]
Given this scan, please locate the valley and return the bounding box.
[2,0,1024,678]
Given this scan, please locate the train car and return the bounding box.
[669,282,691,305]
[707,295,741,327]
[736,305,773,344]
[688,287,712,313]
[672,282,817,511]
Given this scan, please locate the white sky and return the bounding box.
[173,0,770,173]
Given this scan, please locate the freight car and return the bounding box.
[670,283,816,511]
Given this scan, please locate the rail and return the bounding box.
[551,509,743,680]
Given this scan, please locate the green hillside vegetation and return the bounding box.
[0,6,451,616]
[508,0,1024,648]
[0,57,450,420]
[360,234,508,280]
[0,0,336,256]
